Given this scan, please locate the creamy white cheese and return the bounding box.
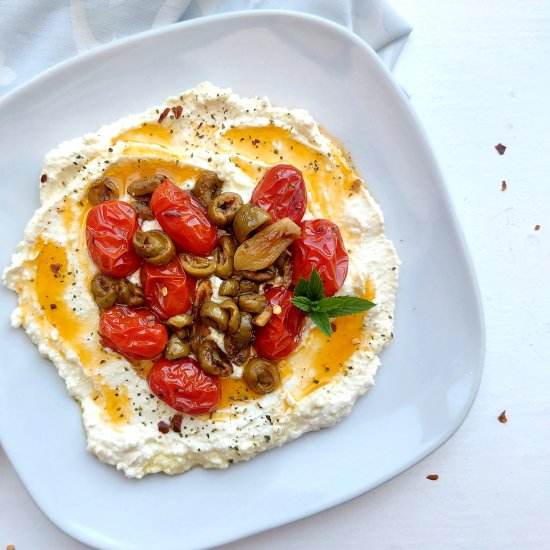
[3,82,399,478]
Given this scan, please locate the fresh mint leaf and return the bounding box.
[306,268,325,302]
[291,268,376,338]
[308,310,333,337]
[317,296,376,317]
[290,296,313,312]
[293,277,310,298]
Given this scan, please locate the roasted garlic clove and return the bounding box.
[233,218,300,271]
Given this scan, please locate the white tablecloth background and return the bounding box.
[2,0,550,548]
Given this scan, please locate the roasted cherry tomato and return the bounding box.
[253,287,305,360]
[148,357,221,414]
[86,200,141,277]
[99,305,168,360]
[291,219,348,297]
[140,256,196,320]
[250,164,307,224]
[150,179,217,256]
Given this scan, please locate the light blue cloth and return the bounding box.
[0,0,411,95]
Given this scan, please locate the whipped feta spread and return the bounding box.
[4,83,399,478]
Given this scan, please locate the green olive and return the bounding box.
[213,235,235,278]
[192,279,213,319]
[238,293,267,314]
[91,273,118,308]
[172,327,190,340]
[132,230,176,266]
[165,334,191,360]
[190,280,213,353]
[232,204,271,244]
[207,192,243,227]
[127,174,164,197]
[219,278,240,297]
[243,357,280,394]
[199,301,229,332]
[131,199,155,221]
[197,340,233,377]
[235,267,277,283]
[166,314,193,329]
[192,171,223,205]
[116,279,145,308]
[224,312,254,355]
[252,304,273,327]
[219,299,240,334]
[166,314,192,340]
[190,332,204,354]
[86,177,119,205]
[238,279,259,293]
[180,252,216,278]
[227,345,251,365]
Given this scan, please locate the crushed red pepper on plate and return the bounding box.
[350,179,362,193]
[171,414,183,433]
[498,410,508,423]
[158,107,170,124]
[495,143,507,155]
[426,474,439,481]
[40,173,48,183]
[157,421,170,434]
[534,225,541,231]
[501,181,507,192]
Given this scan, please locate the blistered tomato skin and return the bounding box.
[150,179,217,256]
[250,164,307,224]
[148,357,221,414]
[86,200,141,277]
[291,219,349,297]
[140,256,196,320]
[99,306,168,360]
[253,287,305,360]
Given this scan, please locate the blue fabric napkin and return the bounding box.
[0,0,411,95]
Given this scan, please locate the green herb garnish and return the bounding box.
[290,269,375,337]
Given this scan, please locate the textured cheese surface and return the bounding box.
[4,83,398,478]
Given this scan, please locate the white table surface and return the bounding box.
[2,1,549,548]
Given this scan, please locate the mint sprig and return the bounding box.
[290,268,375,337]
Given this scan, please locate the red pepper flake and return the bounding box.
[251,139,260,146]
[426,474,439,481]
[350,179,362,193]
[50,304,57,310]
[157,421,170,434]
[495,143,506,155]
[534,224,541,231]
[158,108,170,124]
[40,174,48,183]
[50,263,61,274]
[172,105,183,119]
[171,413,183,433]
[498,410,508,423]
[501,180,507,192]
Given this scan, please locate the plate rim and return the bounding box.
[0,9,486,550]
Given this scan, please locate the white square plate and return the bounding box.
[0,11,484,550]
